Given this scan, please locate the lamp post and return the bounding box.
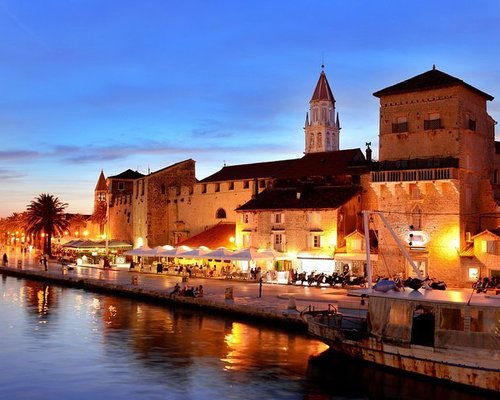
[105,184,110,255]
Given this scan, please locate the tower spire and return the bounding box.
[304,68,339,154]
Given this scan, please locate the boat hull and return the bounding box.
[308,320,500,393]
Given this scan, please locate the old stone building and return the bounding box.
[93,66,499,286]
[369,67,498,286]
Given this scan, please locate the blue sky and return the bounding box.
[1,0,499,217]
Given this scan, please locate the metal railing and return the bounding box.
[371,168,457,183]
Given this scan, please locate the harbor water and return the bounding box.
[0,275,496,400]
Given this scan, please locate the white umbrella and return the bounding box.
[175,246,210,259]
[202,247,235,260]
[123,245,152,256]
[157,245,177,257]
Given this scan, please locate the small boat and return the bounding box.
[304,211,500,393]
[305,288,500,392]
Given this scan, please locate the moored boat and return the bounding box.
[305,210,500,393]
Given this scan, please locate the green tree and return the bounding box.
[25,194,70,257]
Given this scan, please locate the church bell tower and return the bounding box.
[304,67,340,153]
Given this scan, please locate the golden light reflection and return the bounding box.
[435,225,460,259]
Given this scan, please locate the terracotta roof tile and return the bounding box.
[373,68,493,100]
[201,149,368,183]
[200,159,297,183]
[177,223,236,249]
[273,149,367,179]
[310,71,335,102]
[237,185,362,211]
[108,169,145,180]
[95,170,107,191]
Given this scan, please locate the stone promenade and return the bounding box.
[0,250,358,331]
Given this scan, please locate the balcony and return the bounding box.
[371,168,458,183]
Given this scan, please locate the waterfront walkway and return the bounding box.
[0,249,358,330]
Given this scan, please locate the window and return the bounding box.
[273,233,285,251]
[351,239,362,251]
[215,183,220,192]
[468,267,479,281]
[259,180,266,189]
[273,213,284,224]
[274,234,283,245]
[411,206,422,230]
[242,213,250,224]
[424,113,441,130]
[312,107,318,122]
[439,308,464,331]
[160,184,166,195]
[466,114,477,131]
[201,184,207,194]
[118,182,125,191]
[392,116,408,133]
[313,235,321,248]
[242,233,251,248]
[410,184,421,200]
[243,180,250,189]
[228,182,234,190]
[309,212,321,226]
[97,192,106,202]
[215,208,226,219]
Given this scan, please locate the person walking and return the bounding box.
[43,255,48,271]
[2,253,8,266]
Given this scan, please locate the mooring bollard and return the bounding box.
[62,266,68,275]
[131,275,138,285]
[225,286,234,304]
[283,296,299,315]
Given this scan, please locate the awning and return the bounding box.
[297,250,334,260]
[62,239,105,250]
[176,222,236,249]
[334,252,378,261]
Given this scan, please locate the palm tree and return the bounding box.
[68,213,88,237]
[25,194,70,257]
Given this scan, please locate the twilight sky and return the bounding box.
[1,0,499,217]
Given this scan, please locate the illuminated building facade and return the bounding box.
[92,67,499,286]
[370,67,498,286]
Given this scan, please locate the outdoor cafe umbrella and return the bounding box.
[62,239,105,250]
[157,245,178,257]
[201,246,235,260]
[123,245,152,256]
[175,246,210,259]
[229,248,276,261]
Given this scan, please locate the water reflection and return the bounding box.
[0,276,497,400]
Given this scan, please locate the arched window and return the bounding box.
[216,208,226,219]
[411,206,422,230]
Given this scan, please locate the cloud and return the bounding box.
[0,150,40,161]
[0,167,23,180]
